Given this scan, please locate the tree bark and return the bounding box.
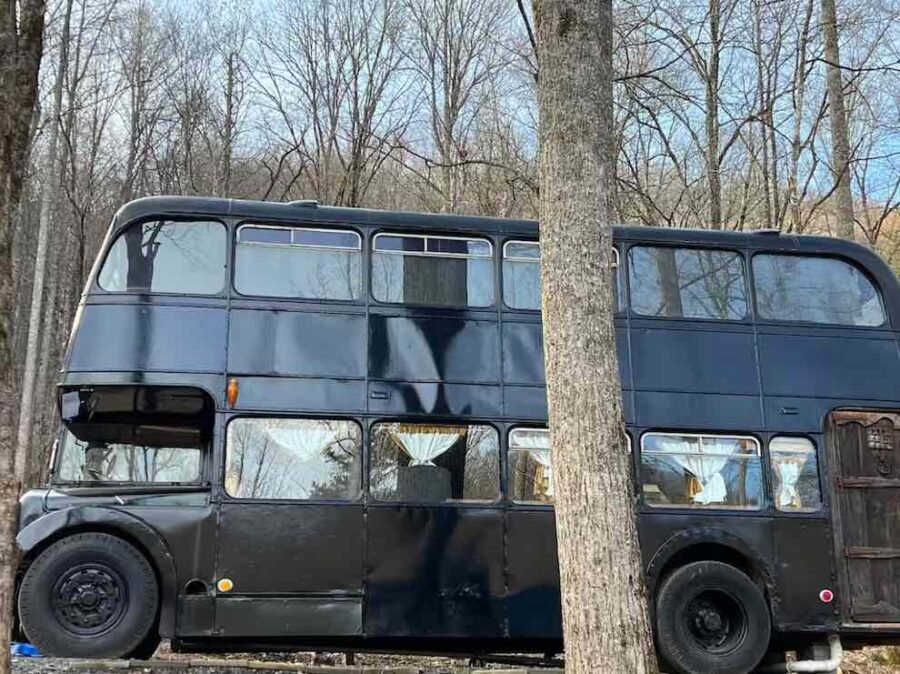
[533,0,658,671]
[0,1,46,671]
[821,0,855,239]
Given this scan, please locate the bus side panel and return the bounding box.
[227,309,366,378]
[758,332,900,400]
[500,320,631,389]
[364,506,505,638]
[214,503,365,637]
[506,509,562,639]
[771,518,840,631]
[366,381,501,417]
[369,315,499,384]
[67,304,227,373]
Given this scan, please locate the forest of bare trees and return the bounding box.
[5,0,900,485]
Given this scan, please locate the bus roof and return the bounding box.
[112,195,877,259]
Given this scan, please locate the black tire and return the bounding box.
[18,532,159,658]
[655,561,771,674]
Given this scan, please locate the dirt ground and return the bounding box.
[842,648,900,674]
[10,645,900,673]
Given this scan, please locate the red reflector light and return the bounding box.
[819,589,834,603]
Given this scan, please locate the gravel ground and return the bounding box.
[11,646,900,673]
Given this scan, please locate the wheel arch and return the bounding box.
[17,507,178,638]
[646,529,777,613]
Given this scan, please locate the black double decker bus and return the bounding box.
[13,196,900,674]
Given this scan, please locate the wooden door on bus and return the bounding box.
[828,410,900,623]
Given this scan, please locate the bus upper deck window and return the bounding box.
[502,240,622,311]
[235,225,362,301]
[769,437,822,512]
[372,233,494,307]
[753,254,885,326]
[503,241,541,310]
[98,220,226,294]
[629,246,748,320]
[369,422,500,503]
[640,433,762,509]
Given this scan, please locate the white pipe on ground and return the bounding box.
[786,635,843,673]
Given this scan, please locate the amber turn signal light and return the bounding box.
[226,378,239,408]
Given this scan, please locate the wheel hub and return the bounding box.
[684,591,745,654]
[52,564,127,634]
[696,606,724,633]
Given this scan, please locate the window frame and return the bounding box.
[367,419,502,506]
[222,415,365,504]
[370,231,496,308]
[95,217,228,297]
[639,431,763,511]
[373,232,494,259]
[626,244,751,322]
[232,222,364,302]
[750,251,888,328]
[236,223,363,252]
[767,434,823,514]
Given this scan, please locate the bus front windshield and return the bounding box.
[55,426,203,485]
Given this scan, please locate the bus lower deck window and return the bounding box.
[769,436,822,512]
[509,427,553,504]
[640,433,762,509]
[369,422,500,503]
[225,418,362,500]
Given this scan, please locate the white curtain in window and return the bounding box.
[265,422,343,462]
[512,431,553,496]
[662,438,737,505]
[391,427,464,466]
[776,459,802,508]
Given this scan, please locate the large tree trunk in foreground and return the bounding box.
[0,2,47,672]
[534,0,658,672]
[821,0,855,239]
[17,0,73,477]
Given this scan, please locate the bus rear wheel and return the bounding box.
[655,561,770,674]
[18,532,159,658]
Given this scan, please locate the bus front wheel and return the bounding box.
[18,532,159,659]
[655,560,771,674]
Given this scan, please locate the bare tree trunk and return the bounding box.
[0,1,47,670]
[533,0,657,671]
[16,0,73,477]
[820,0,854,239]
[706,0,722,229]
[788,0,815,232]
[221,51,236,197]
